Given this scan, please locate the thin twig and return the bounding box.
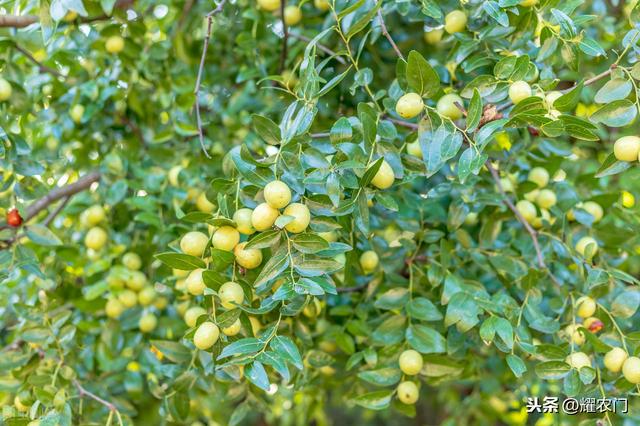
[74,379,123,425]
[278,0,289,73]
[485,161,546,269]
[0,15,38,28]
[193,0,227,159]
[43,196,71,227]
[376,8,404,60]
[14,44,64,78]
[288,33,347,65]
[0,171,100,231]
[337,283,368,293]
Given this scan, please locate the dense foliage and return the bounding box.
[3,0,640,424]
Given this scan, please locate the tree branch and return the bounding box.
[278,0,289,73]
[288,33,347,65]
[14,44,64,79]
[376,9,404,60]
[337,283,368,293]
[0,15,38,28]
[193,0,227,159]
[0,171,100,231]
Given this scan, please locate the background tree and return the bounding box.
[2,0,640,425]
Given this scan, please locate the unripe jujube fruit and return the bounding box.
[395,93,424,119]
[105,35,125,54]
[575,236,598,258]
[219,281,244,309]
[613,136,640,162]
[371,160,395,189]
[515,200,536,223]
[137,286,156,306]
[406,140,422,158]
[0,77,12,101]
[424,28,444,44]
[528,167,549,188]
[535,189,557,209]
[105,298,124,318]
[85,227,108,250]
[186,269,206,296]
[122,252,142,270]
[127,271,147,291]
[508,81,532,105]
[564,324,585,345]
[622,356,640,383]
[233,208,255,235]
[184,306,207,328]
[283,203,311,233]
[212,226,240,251]
[194,322,220,350]
[264,180,292,209]
[283,5,302,25]
[576,296,597,318]
[582,201,603,223]
[360,250,379,273]
[565,352,591,369]
[139,313,157,333]
[399,349,423,375]
[222,319,242,336]
[196,192,216,213]
[70,104,84,124]
[604,347,628,373]
[397,381,419,404]
[118,290,137,308]
[84,205,106,226]
[444,10,467,34]
[234,242,263,269]
[436,93,464,120]
[180,231,209,257]
[252,202,280,231]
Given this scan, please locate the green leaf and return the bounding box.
[357,368,401,386]
[406,324,446,354]
[149,340,192,363]
[25,224,62,246]
[594,78,632,104]
[244,230,282,249]
[270,336,303,370]
[406,297,443,321]
[253,248,289,287]
[506,354,527,378]
[482,1,509,27]
[406,50,440,97]
[554,83,582,112]
[444,292,480,332]
[252,114,281,145]
[535,361,571,380]
[595,152,631,178]
[611,290,640,318]
[374,288,409,310]
[360,157,384,187]
[590,99,637,127]
[245,361,270,391]
[217,338,262,359]
[291,233,330,254]
[466,89,482,132]
[353,390,394,410]
[155,252,206,270]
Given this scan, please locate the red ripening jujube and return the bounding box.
[7,209,23,227]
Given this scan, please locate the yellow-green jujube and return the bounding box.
[283,203,311,233]
[314,0,330,11]
[196,192,216,213]
[528,167,549,188]
[318,231,338,242]
[139,313,157,333]
[604,347,628,373]
[284,5,302,25]
[399,349,423,375]
[105,298,124,318]
[222,319,242,336]
[582,201,603,223]
[424,28,444,44]
[360,250,379,273]
[194,322,220,350]
[564,324,585,345]
[212,226,240,251]
[70,104,84,124]
[622,191,635,208]
[406,140,422,158]
[127,271,147,291]
[371,159,395,189]
[613,136,640,162]
[122,252,142,270]
[85,227,108,250]
[545,91,562,108]
[168,165,182,186]
[444,10,467,34]
[118,290,138,308]
[264,180,292,209]
[219,281,244,309]
[105,35,125,54]
[565,352,591,369]
[84,205,106,226]
[576,296,597,318]
[397,381,419,404]
[436,93,464,120]
[395,93,424,119]
[520,0,538,6]
[575,236,598,258]
[252,202,280,231]
[184,306,207,328]
[186,269,206,296]
[137,286,156,306]
[180,231,209,257]
[233,208,255,235]
[0,77,12,101]
[535,189,557,209]
[515,200,536,223]
[303,298,322,318]
[622,357,640,383]
[234,242,263,269]
[509,81,532,105]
